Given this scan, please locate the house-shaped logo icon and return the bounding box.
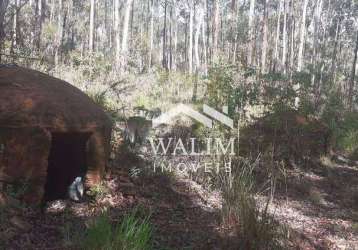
[152,103,234,129]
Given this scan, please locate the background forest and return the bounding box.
[0,0,357,112]
[0,0,358,249]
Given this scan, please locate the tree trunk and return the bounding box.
[0,0,9,62]
[114,0,121,66]
[50,0,55,24]
[189,0,194,74]
[312,0,322,96]
[173,6,178,71]
[261,0,268,73]
[55,0,63,65]
[274,0,283,71]
[195,5,203,73]
[330,19,341,82]
[297,0,309,71]
[162,0,167,70]
[212,0,220,62]
[202,0,208,74]
[122,0,134,66]
[89,0,95,53]
[169,5,173,70]
[206,0,210,61]
[39,0,43,50]
[10,0,18,56]
[130,0,134,50]
[289,0,295,78]
[281,0,287,73]
[149,0,154,69]
[247,0,255,66]
[348,31,358,111]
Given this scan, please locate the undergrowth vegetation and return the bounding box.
[75,61,356,248]
[83,210,153,250]
[26,59,358,248]
[221,159,285,249]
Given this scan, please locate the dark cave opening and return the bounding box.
[44,132,90,201]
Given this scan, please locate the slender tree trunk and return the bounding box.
[104,0,109,51]
[274,0,283,71]
[348,31,358,111]
[206,0,210,61]
[229,0,237,63]
[281,0,287,73]
[289,0,295,78]
[297,0,309,71]
[122,0,134,67]
[231,1,239,64]
[330,19,341,82]
[50,0,55,24]
[149,0,154,69]
[202,0,208,75]
[89,0,95,53]
[114,0,121,66]
[37,0,44,51]
[130,0,134,50]
[212,0,220,62]
[0,0,9,62]
[162,0,167,70]
[169,5,173,70]
[261,0,268,73]
[247,0,255,66]
[184,20,188,64]
[173,7,178,71]
[55,0,63,65]
[312,0,322,95]
[195,5,203,73]
[10,0,18,56]
[189,0,194,74]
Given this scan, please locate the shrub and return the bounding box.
[83,210,153,250]
[221,159,284,249]
[87,183,109,200]
[87,91,123,123]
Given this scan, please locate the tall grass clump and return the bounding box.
[221,159,284,250]
[83,210,153,250]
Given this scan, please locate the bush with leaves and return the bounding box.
[83,210,153,250]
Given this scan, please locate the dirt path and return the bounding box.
[268,158,358,249]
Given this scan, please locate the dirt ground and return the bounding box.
[1,147,358,249]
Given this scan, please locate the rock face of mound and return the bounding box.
[241,110,331,162]
[0,65,112,204]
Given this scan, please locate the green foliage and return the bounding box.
[321,90,358,155]
[87,91,122,123]
[321,90,345,132]
[83,210,153,250]
[206,63,260,121]
[42,23,58,42]
[134,94,156,109]
[87,183,109,200]
[83,214,113,250]
[221,160,284,250]
[340,130,358,154]
[113,211,152,250]
[334,112,358,156]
